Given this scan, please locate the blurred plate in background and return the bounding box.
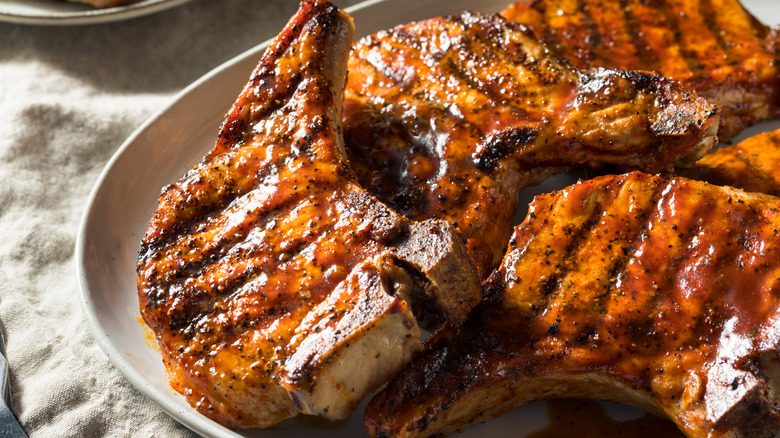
[0,0,194,25]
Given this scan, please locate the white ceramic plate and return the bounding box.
[75,0,780,437]
[0,0,193,25]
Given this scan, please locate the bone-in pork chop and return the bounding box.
[136,0,479,428]
[366,171,780,438]
[501,0,780,142]
[343,11,720,276]
[680,129,780,197]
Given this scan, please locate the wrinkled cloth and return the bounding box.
[0,0,358,435]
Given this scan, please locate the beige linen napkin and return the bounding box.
[0,0,359,435]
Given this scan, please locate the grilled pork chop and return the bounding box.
[136,0,479,428]
[366,171,780,438]
[501,0,780,142]
[343,11,720,276]
[680,129,780,197]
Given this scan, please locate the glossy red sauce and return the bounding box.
[529,399,684,438]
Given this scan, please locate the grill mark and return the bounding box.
[534,176,667,354]
[589,179,667,318]
[473,128,539,172]
[619,180,727,349]
[141,109,324,326]
[686,140,780,197]
[174,231,338,335]
[499,195,564,293]
[530,179,624,314]
[230,9,312,122]
[491,21,582,109]
[440,20,526,115]
[503,0,569,66]
[216,16,331,155]
[735,153,780,196]
[640,182,697,306]
[544,0,596,67]
[704,0,778,137]
[536,0,551,38]
[165,173,410,332]
[627,0,692,79]
[164,230,285,327]
[708,0,772,72]
[656,0,704,76]
[494,17,577,89]
[581,0,626,68]
[577,0,602,63]
[149,123,302,253]
[438,26,550,144]
[597,179,676,348]
[679,197,761,352]
[155,170,331,323]
[700,0,734,65]
[143,173,240,253]
[673,0,730,78]
[181,220,268,281]
[616,0,659,71]
[352,28,481,132]
[162,164,292,271]
[197,239,307,304]
[350,22,511,164]
[506,46,548,89]
[447,34,532,116]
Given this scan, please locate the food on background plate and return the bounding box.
[135,0,480,428]
[343,10,720,277]
[680,129,780,197]
[366,171,780,438]
[501,0,780,142]
[49,0,129,7]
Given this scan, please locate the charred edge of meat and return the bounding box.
[712,352,780,438]
[759,351,780,409]
[584,68,659,94]
[578,68,721,136]
[481,272,506,304]
[390,185,426,218]
[652,104,721,138]
[474,127,538,172]
[381,257,443,331]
